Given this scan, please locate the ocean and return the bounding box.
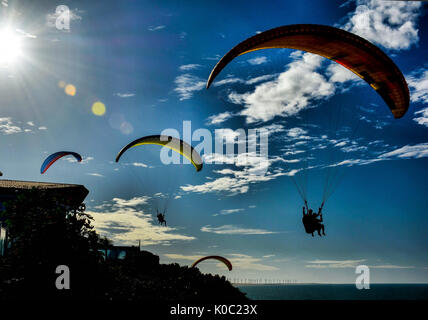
[237,284,428,300]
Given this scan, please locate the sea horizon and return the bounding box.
[236,283,428,300]
[233,282,428,285]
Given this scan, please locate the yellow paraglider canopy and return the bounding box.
[115,135,203,172]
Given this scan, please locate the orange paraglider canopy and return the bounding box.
[191,255,232,271]
[207,24,409,118]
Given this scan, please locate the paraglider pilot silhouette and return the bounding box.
[156,209,167,226]
[302,200,325,237]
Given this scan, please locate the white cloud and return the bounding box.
[370,264,415,269]
[174,73,205,100]
[205,152,284,170]
[287,127,308,139]
[64,156,93,164]
[206,111,235,125]
[182,152,298,195]
[38,126,48,130]
[179,64,201,71]
[201,225,277,235]
[335,141,348,147]
[261,123,286,134]
[306,259,416,269]
[131,162,148,168]
[213,74,280,88]
[329,142,428,168]
[379,143,428,160]
[306,259,366,268]
[341,0,422,50]
[245,74,278,85]
[211,74,280,90]
[414,107,428,127]
[214,128,243,144]
[164,253,279,271]
[164,253,202,261]
[213,208,244,216]
[339,0,353,8]
[407,68,428,127]
[0,118,22,135]
[284,149,305,156]
[153,192,168,199]
[229,53,335,123]
[341,145,367,153]
[112,196,151,208]
[228,253,279,271]
[87,173,104,177]
[182,175,250,194]
[26,121,34,126]
[120,162,153,169]
[329,158,381,167]
[212,77,243,87]
[46,8,83,28]
[247,56,268,65]
[185,72,277,115]
[326,62,360,84]
[289,51,303,60]
[148,25,165,31]
[81,156,94,164]
[203,54,222,61]
[115,93,135,98]
[88,196,195,246]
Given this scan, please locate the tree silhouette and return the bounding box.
[0,188,103,298]
[0,188,247,301]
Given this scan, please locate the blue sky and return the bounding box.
[0,0,427,283]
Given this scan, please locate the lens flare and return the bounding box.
[108,113,125,129]
[92,101,106,116]
[65,84,76,96]
[120,121,133,135]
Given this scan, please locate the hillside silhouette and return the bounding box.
[0,188,246,300]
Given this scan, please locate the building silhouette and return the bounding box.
[0,179,89,256]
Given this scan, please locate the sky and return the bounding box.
[0,0,427,284]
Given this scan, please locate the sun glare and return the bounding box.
[0,28,22,65]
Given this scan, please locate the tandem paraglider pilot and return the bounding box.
[157,209,167,226]
[302,200,326,237]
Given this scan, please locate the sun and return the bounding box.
[0,28,22,65]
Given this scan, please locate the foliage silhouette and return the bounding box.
[0,188,246,301]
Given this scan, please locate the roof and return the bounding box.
[0,179,84,189]
[0,179,89,207]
